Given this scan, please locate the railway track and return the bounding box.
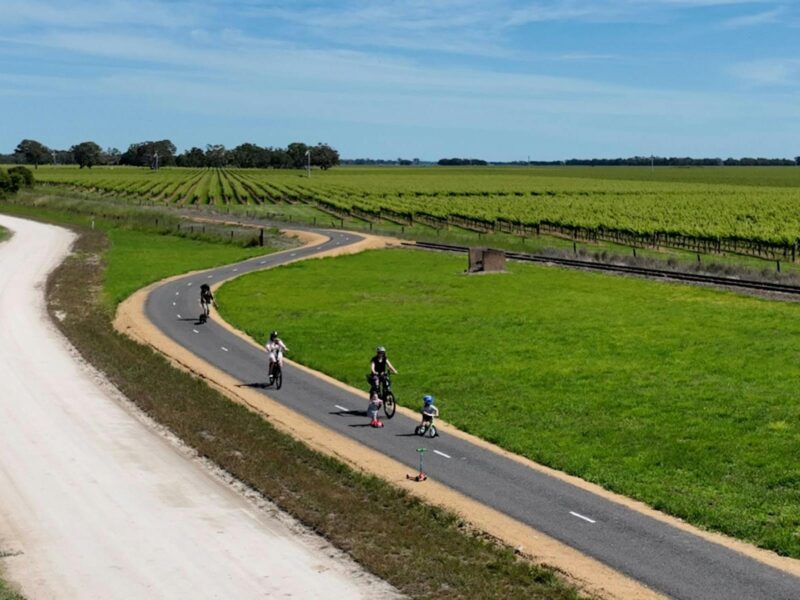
[404,241,800,296]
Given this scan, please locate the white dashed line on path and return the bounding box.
[187,282,192,286]
[233,268,238,272]
[334,405,349,412]
[192,329,199,334]
[175,291,180,296]
[221,347,229,352]
[290,253,297,257]
[433,450,451,459]
[259,261,266,265]
[177,314,182,319]
[207,275,213,278]
[172,302,176,306]
[569,511,596,524]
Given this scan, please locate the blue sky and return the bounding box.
[1,0,798,160]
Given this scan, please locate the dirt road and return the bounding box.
[0,215,396,599]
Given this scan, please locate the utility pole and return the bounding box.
[305,148,311,178]
[153,151,160,171]
[51,150,57,165]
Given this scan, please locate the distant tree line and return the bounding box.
[342,158,427,166]
[1,139,340,170]
[438,158,489,166]
[502,156,800,167]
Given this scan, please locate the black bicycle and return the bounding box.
[376,373,396,418]
[269,350,283,390]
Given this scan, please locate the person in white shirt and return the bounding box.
[265,330,289,382]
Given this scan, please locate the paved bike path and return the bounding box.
[145,229,800,600]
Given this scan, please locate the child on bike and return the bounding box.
[367,392,384,428]
[420,395,438,429]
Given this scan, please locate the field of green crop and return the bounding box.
[33,165,800,249]
[217,248,800,558]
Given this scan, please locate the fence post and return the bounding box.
[777,260,781,273]
[632,247,637,258]
[259,227,264,247]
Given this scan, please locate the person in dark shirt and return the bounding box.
[367,346,398,395]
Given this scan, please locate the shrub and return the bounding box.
[8,165,34,187]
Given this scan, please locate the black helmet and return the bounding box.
[200,283,210,292]
[270,330,278,340]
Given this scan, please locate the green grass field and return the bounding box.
[217,248,800,558]
[0,225,8,242]
[103,229,277,306]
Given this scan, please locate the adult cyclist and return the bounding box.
[367,346,398,396]
[266,331,289,382]
[199,283,214,323]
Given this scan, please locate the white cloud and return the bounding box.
[721,7,784,28]
[0,0,202,29]
[731,59,800,86]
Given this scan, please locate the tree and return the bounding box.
[120,140,177,167]
[70,142,103,169]
[102,147,121,166]
[286,142,310,169]
[310,144,340,170]
[229,143,269,168]
[15,139,50,169]
[177,147,207,167]
[204,144,228,167]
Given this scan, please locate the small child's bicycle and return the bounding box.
[414,419,438,438]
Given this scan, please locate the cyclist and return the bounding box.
[420,395,438,431]
[367,392,384,428]
[199,283,214,322]
[265,331,289,382]
[367,346,398,396]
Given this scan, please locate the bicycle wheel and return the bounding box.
[274,365,283,390]
[383,392,396,418]
[427,424,438,438]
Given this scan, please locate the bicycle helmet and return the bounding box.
[423,395,434,405]
[270,330,278,340]
[376,346,386,354]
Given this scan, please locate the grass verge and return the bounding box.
[0,579,24,600]
[217,248,800,558]
[0,225,8,242]
[3,204,584,599]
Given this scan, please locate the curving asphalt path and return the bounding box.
[145,228,800,600]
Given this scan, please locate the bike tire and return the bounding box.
[427,424,438,438]
[383,392,396,418]
[414,425,424,436]
[274,366,283,390]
